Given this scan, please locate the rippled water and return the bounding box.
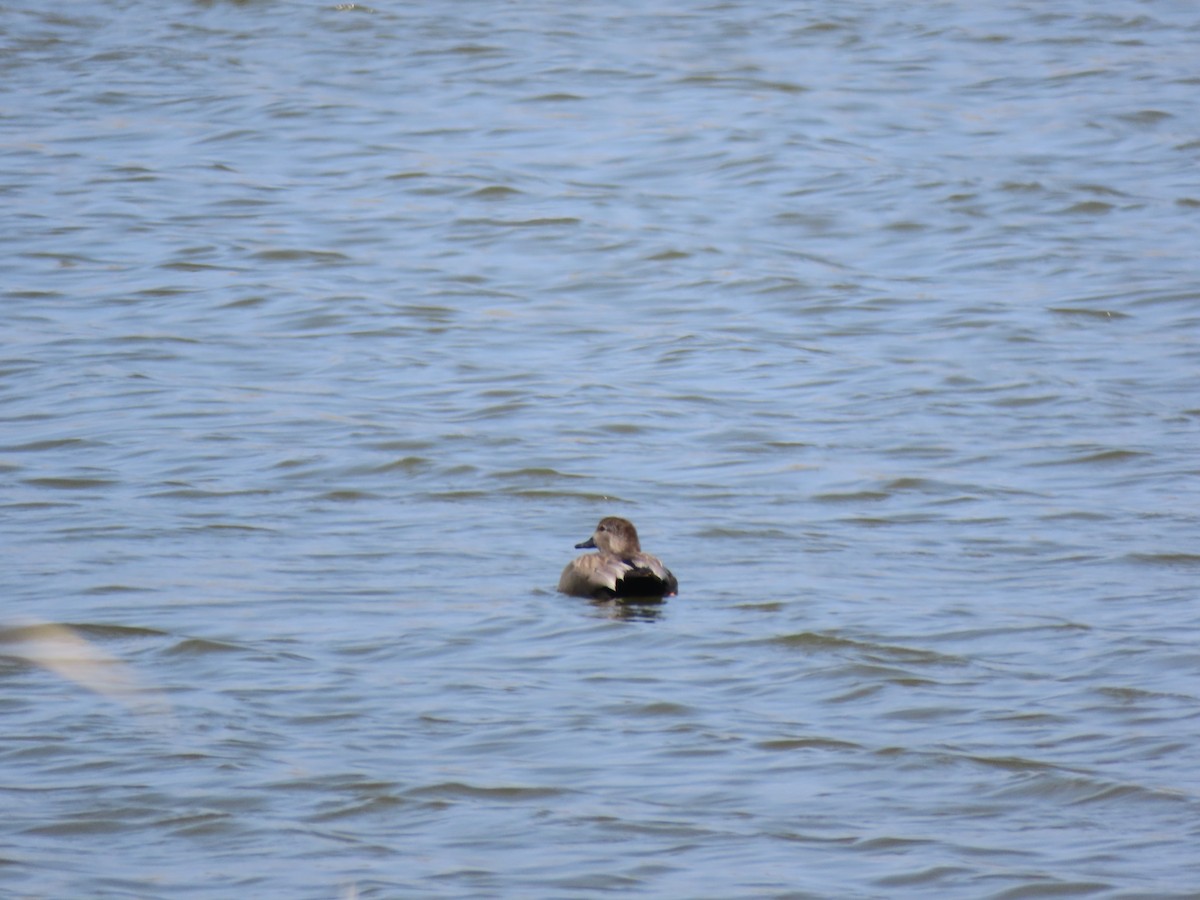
[3,1,1200,896]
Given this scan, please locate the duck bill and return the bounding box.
[574,536,597,549]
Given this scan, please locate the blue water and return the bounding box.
[3,1,1200,896]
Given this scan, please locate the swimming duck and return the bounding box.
[558,516,678,600]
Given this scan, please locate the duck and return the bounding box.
[558,516,678,600]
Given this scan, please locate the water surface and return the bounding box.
[3,1,1200,896]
